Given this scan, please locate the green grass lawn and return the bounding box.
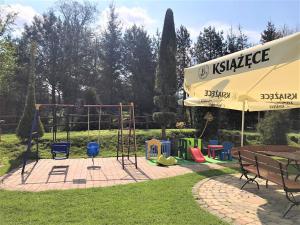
[0,168,236,225]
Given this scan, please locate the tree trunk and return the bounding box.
[189,107,193,127]
[161,125,167,140]
[51,85,56,105]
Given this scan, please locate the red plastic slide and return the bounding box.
[190,147,206,163]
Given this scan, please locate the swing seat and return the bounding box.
[87,142,100,158]
[51,142,71,160]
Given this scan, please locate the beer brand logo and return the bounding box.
[212,48,270,75]
[198,65,209,79]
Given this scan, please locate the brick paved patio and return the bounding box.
[0,157,230,192]
[192,174,300,225]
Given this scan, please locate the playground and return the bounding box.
[0,157,230,191]
[0,1,299,224]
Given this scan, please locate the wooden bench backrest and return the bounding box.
[239,150,256,165]
[255,153,283,174]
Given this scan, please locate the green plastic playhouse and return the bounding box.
[178,138,202,160]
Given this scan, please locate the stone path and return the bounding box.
[192,174,300,225]
[0,157,231,192]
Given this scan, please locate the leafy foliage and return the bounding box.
[176,25,192,93]
[123,25,155,114]
[0,40,16,95]
[16,43,44,140]
[225,25,249,54]
[193,26,224,63]
[257,111,290,145]
[153,9,177,139]
[193,26,225,138]
[98,4,123,104]
[260,21,282,43]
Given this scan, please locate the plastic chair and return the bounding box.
[220,141,233,160]
[209,139,218,145]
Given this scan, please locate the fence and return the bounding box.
[0,114,159,134]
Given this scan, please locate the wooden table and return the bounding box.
[260,151,300,180]
[207,145,223,159]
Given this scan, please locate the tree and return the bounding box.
[24,12,63,106]
[98,3,123,104]
[152,29,161,69]
[0,39,16,95]
[176,25,192,124]
[193,26,225,139]
[0,11,17,113]
[0,9,17,37]
[58,0,97,103]
[123,25,155,115]
[74,88,100,130]
[257,111,290,145]
[225,25,249,55]
[257,21,290,142]
[176,25,191,97]
[260,21,281,43]
[224,26,249,130]
[194,26,224,63]
[16,42,44,140]
[153,9,177,140]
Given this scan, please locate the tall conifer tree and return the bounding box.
[193,26,224,138]
[260,21,281,43]
[123,25,155,114]
[258,21,289,144]
[153,9,177,140]
[176,25,192,122]
[98,4,123,104]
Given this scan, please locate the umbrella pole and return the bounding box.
[241,101,245,147]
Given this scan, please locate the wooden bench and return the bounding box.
[232,145,299,158]
[238,150,300,217]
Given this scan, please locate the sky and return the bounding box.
[0,0,299,44]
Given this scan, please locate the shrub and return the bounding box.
[257,111,290,145]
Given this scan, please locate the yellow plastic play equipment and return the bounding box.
[156,155,177,166]
[146,139,162,159]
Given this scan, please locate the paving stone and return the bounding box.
[193,174,300,225]
[0,157,230,192]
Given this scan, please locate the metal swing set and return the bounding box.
[21,103,138,174]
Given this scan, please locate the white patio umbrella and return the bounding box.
[183,32,300,146]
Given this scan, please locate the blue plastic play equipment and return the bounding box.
[87,142,100,158]
[51,142,71,160]
[220,141,233,160]
[87,142,100,169]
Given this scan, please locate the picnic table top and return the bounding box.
[260,151,300,161]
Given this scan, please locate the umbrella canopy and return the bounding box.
[183,32,300,146]
[184,32,300,111]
